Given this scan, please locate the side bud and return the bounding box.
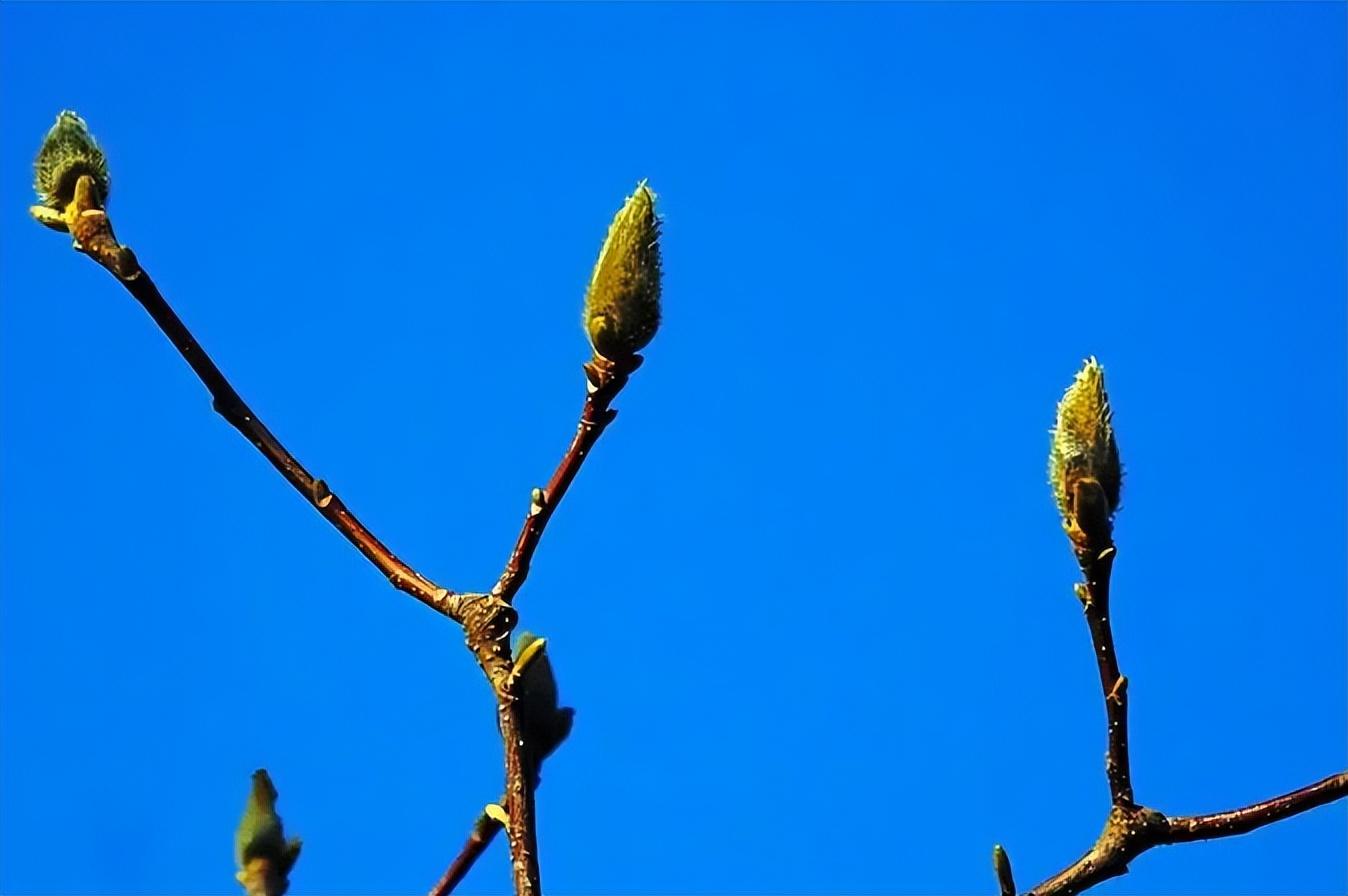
[583,181,662,362]
[33,111,110,212]
[1049,357,1122,555]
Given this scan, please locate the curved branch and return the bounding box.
[429,810,503,896]
[1077,546,1132,806]
[1026,774,1348,896]
[494,355,637,603]
[66,190,458,619]
[1166,772,1348,843]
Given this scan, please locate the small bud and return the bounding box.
[510,632,576,787]
[583,182,662,361]
[992,844,1016,896]
[33,111,110,212]
[235,770,301,896]
[1049,358,1122,552]
[484,802,510,828]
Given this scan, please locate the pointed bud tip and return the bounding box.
[1049,357,1122,540]
[33,110,110,212]
[583,181,663,361]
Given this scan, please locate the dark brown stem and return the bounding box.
[428,811,504,896]
[482,356,637,895]
[52,177,620,896]
[71,204,457,618]
[494,355,638,603]
[1078,546,1132,807]
[502,703,541,896]
[1166,772,1348,843]
[1023,533,1348,896]
[1026,774,1348,896]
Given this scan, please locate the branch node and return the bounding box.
[310,478,333,508]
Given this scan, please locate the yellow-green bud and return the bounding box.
[235,770,301,887]
[583,182,662,361]
[1049,357,1123,547]
[511,632,575,787]
[33,111,110,211]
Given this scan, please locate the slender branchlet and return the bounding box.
[1049,357,1122,558]
[583,181,662,361]
[30,112,1342,896]
[235,770,302,896]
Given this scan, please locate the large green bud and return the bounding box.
[1049,357,1123,553]
[583,182,662,361]
[33,111,110,211]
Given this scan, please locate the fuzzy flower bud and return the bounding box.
[1049,357,1123,551]
[33,111,110,211]
[235,770,301,896]
[583,182,662,361]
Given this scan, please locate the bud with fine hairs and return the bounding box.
[235,769,302,896]
[583,181,662,362]
[33,111,110,213]
[1049,357,1122,554]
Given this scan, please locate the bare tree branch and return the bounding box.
[1024,773,1348,896]
[1004,359,1348,896]
[1075,547,1133,807]
[59,180,459,619]
[429,810,503,896]
[47,172,598,896]
[495,355,638,603]
[1166,772,1348,844]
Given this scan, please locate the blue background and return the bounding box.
[1,3,1344,894]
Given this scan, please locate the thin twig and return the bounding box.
[1025,773,1348,896]
[65,188,458,618]
[494,355,638,603]
[428,811,503,896]
[502,704,542,896]
[485,355,639,895]
[1166,772,1348,843]
[50,173,634,896]
[1020,539,1348,896]
[1077,546,1132,807]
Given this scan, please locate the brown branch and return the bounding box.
[62,182,458,620]
[479,355,638,895]
[428,810,504,896]
[502,704,542,896]
[49,172,630,896]
[494,355,639,603]
[1025,774,1348,896]
[1020,533,1348,896]
[1166,772,1348,843]
[1076,545,1132,807]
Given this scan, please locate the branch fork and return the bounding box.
[997,358,1348,895]
[37,170,645,896]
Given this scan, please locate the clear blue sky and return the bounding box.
[1,3,1344,895]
